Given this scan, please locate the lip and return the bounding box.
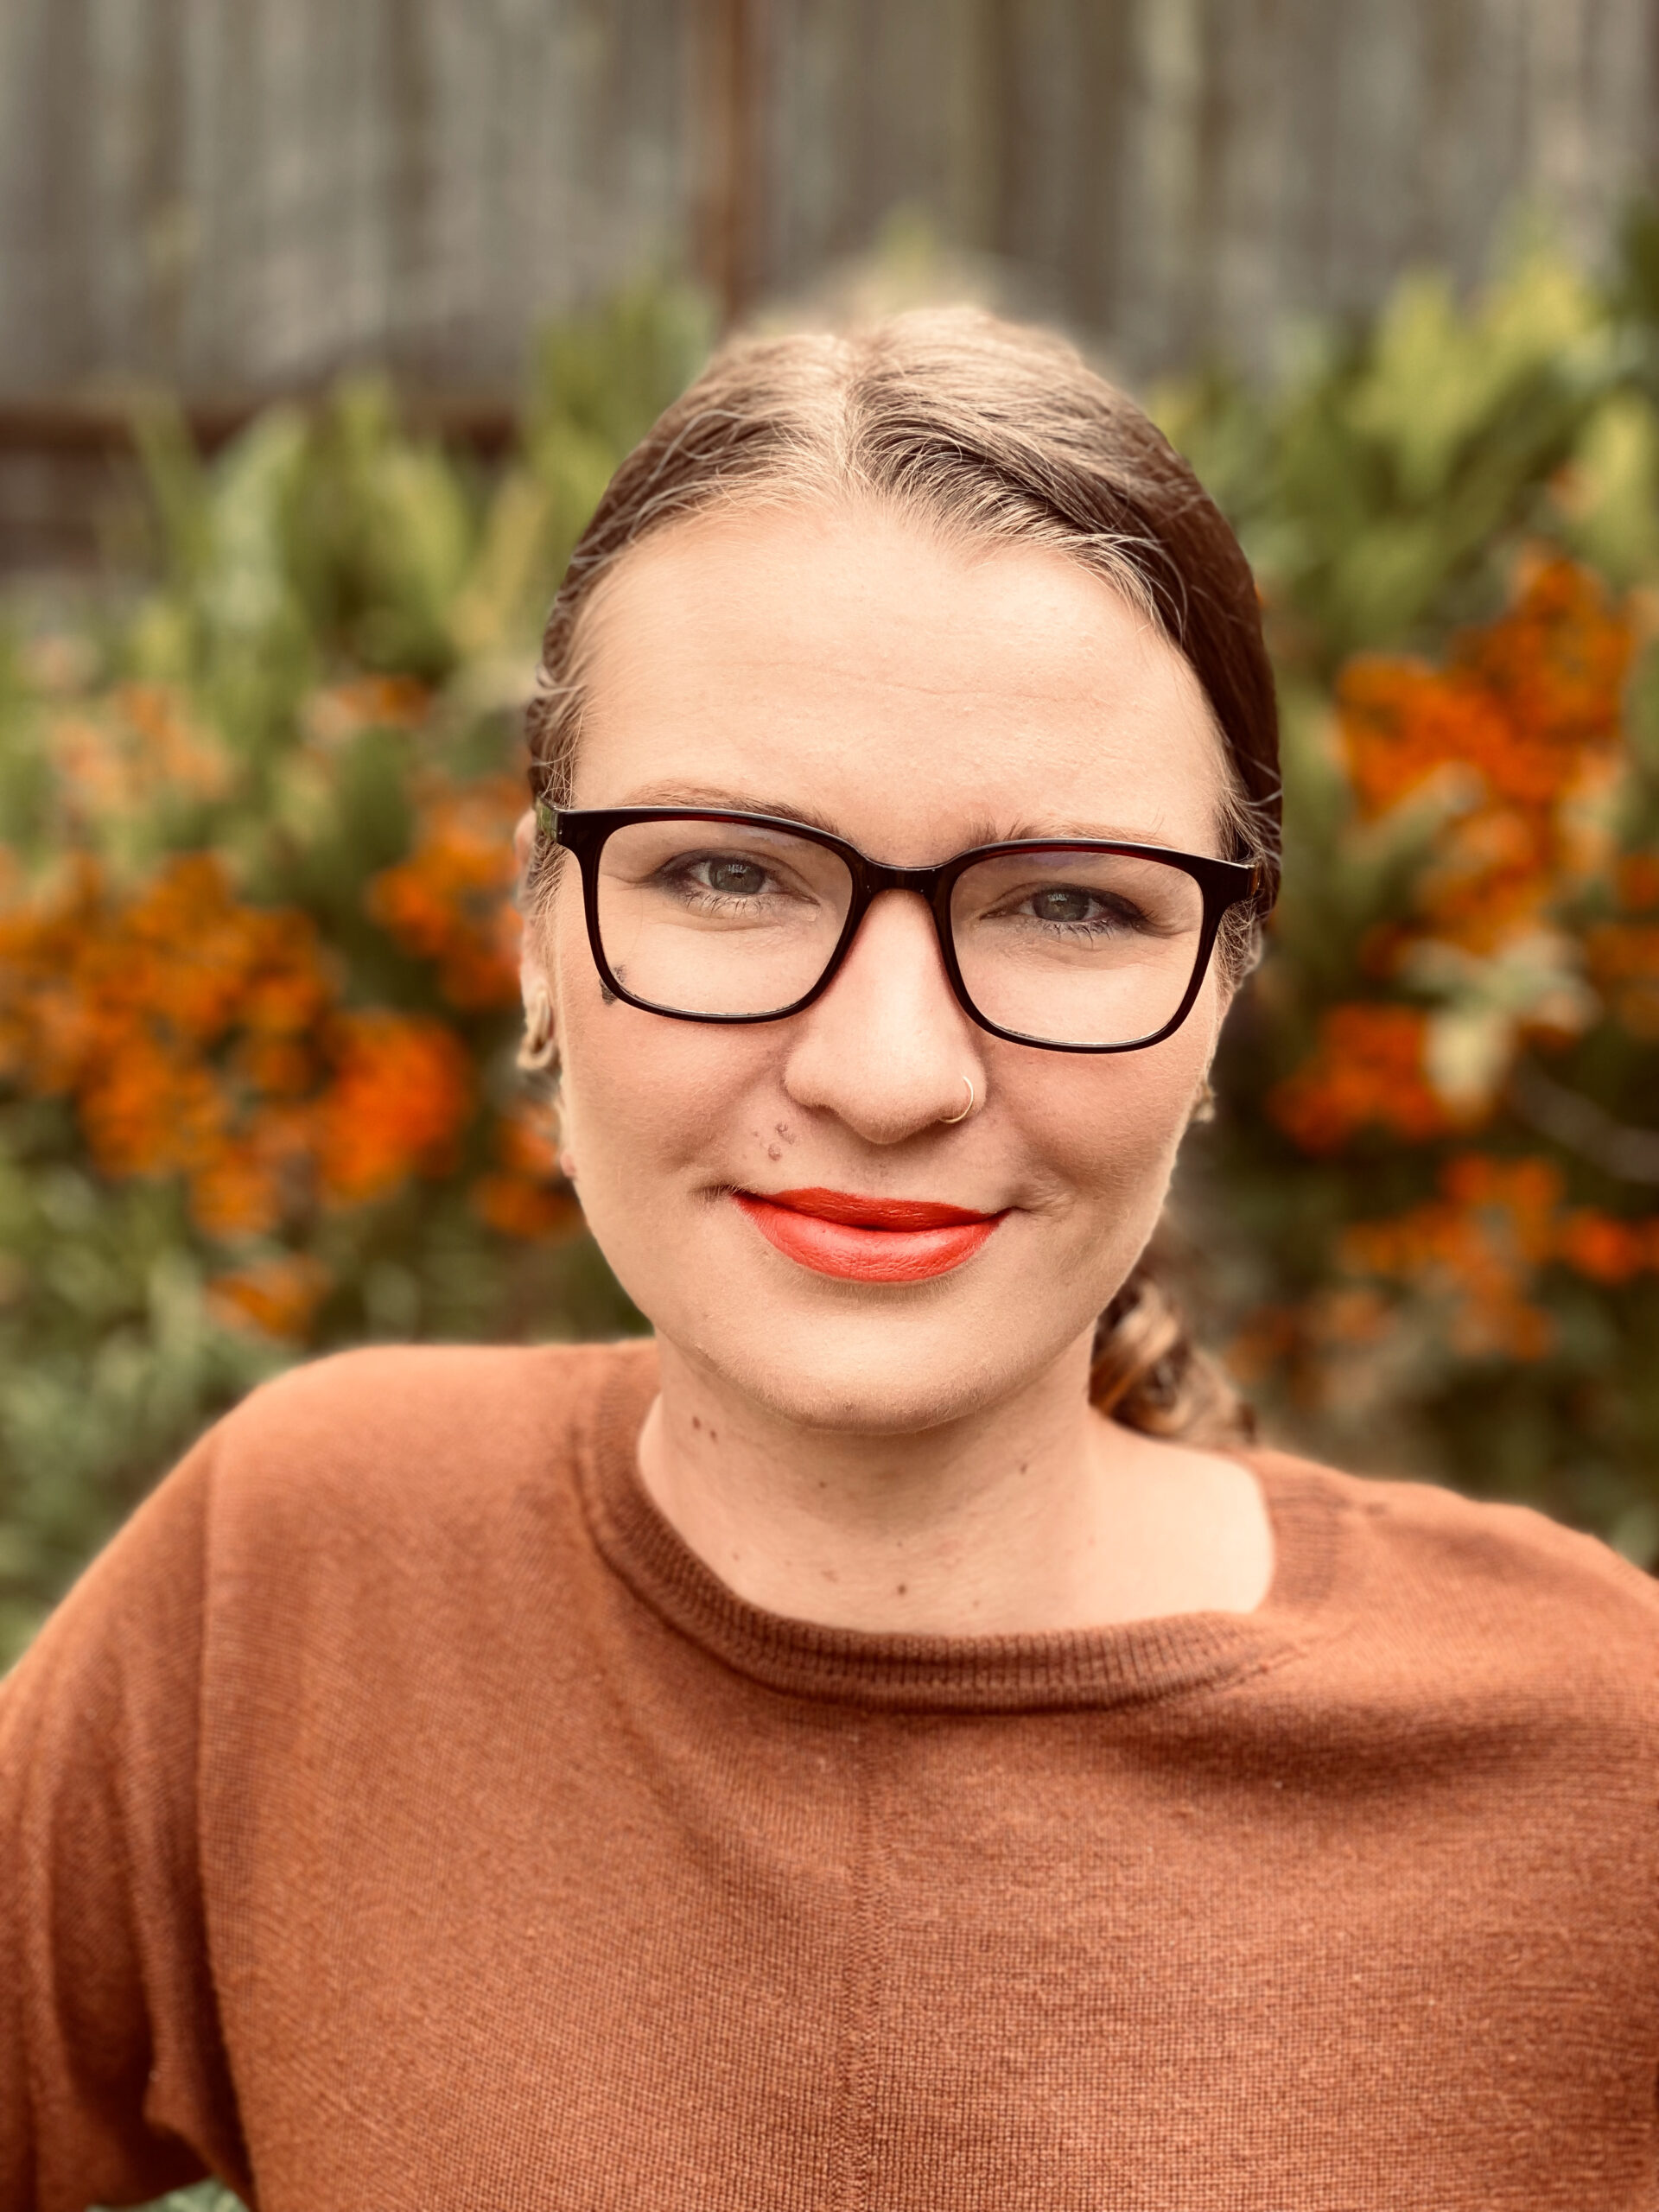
[730,1185,1007,1283]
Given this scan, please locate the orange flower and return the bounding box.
[1268,1004,1465,1153]
[1438,1153,1562,1264]
[1460,556,1631,779]
[189,1145,287,1240]
[468,1096,581,1242]
[1338,659,1509,819]
[1555,1209,1647,1285]
[1338,1152,1659,1356]
[1339,1153,1563,1359]
[1336,559,1634,958]
[315,1011,473,1205]
[0,850,380,1234]
[50,684,230,823]
[470,1173,582,1240]
[367,776,522,1010]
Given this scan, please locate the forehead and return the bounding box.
[572,501,1230,855]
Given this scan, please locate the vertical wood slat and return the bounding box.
[0,0,1655,403]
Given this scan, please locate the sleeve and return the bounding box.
[0,1427,250,2212]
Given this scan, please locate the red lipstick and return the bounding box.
[730,1185,1006,1282]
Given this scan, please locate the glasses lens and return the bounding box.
[950,848,1207,1046]
[594,817,855,1017]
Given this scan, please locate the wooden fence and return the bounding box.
[0,0,1654,506]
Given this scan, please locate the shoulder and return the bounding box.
[203,1336,658,1554]
[1256,1446,1659,1669]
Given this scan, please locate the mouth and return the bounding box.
[729,1185,1008,1283]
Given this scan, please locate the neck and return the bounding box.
[635,1336,1274,1634]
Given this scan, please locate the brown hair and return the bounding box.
[524,308,1278,1446]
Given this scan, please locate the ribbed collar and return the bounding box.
[576,1341,1353,1713]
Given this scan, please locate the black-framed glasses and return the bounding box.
[541,804,1260,1054]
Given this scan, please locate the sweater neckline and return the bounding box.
[575,1341,1353,1713]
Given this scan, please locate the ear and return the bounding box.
[518,965,558,1073]
[515,808,562,1074]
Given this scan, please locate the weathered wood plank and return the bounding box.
[0,0,1653,404]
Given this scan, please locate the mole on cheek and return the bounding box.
[767,1143,783,1161]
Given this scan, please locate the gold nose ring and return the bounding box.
[941,1076,976,1125]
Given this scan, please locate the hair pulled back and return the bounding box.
[524,308,1279,1447]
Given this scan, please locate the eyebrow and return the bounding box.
[597,782,1185,851]
[601,783,849,836]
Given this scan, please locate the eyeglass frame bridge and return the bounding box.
[540,803,1261,1055]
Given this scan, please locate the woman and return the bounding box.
[4,311,1656,2211]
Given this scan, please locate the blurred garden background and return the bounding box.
[6,0,1659,1677]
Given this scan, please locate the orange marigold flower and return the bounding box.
[0,849,347,1235]
[1554,1209,1649,1285]
[189,1145,289,1241]
[493,1096,561,1179]
[468,1096,580,1241]
[367,775,522,1010]
[315,1011,474,1205]
[1335,558,1634,961]
[1338,1152,1566,1361]
[1268,1004,1464,1153]
[78,1039,225,1181]
[1459,557,1632,775]
[230,1034,315,1099]
[469,1172,582,1242]
[1438,1153,1562,1263]
[1337,659,1508,819]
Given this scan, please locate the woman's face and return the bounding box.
[531,501,1235,1433]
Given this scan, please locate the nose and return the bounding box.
[781,891,987,1143]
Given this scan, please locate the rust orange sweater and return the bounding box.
[3,1338,1658,2209]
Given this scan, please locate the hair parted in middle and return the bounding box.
[522,305,1281,1446]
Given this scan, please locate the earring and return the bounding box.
[1190,1077,1217,1125]
[518,980,558,1073]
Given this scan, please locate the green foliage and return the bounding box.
[0,287,709,1665]
[1160,246,1624,670]
[1158,227,1659,1550]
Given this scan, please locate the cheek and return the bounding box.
[550,896,773,1178]
[1008,989,1216,1197]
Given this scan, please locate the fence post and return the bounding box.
[690,0,770,328]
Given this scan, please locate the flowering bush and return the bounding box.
[0,289,709,1659]
[1162,227,1659,1560]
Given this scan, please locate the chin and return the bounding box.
[671,1293,1096,1438]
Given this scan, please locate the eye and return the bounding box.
[697,856,768,897]
[1029,887,1098,925]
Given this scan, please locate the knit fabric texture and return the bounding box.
[3,1338,1656,2209]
